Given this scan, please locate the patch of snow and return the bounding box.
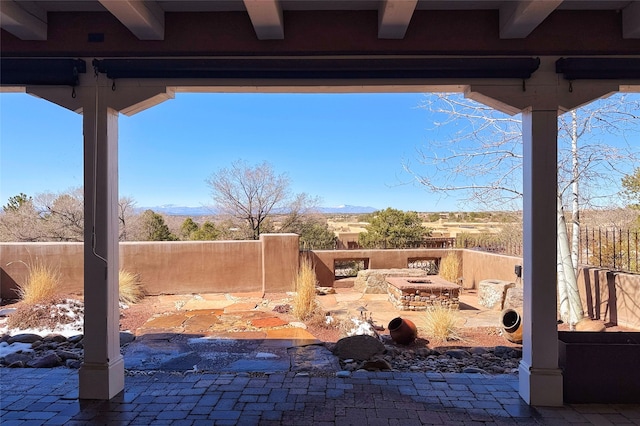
[345,318,378,338]
[0,299,84,338]
[187,337,237,345]
[255,352,278,359]
[0,341,34,357]
[288,321,307,329]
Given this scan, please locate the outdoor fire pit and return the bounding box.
[386,276,461,311]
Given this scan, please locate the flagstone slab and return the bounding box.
[183,309,224,317]
[182,299,234,311]
[224,303,258,312]
[228,292,264,299]
[334,292,364,302]
[183,314,220,333]
[250,317,288,328]
[207,331,268,340]
[142,314,188,329]
[264,328,321,347]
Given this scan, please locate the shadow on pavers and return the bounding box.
[121,332,340,373]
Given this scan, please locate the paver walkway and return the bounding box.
[3,289,640,424]
[3,367,640,425]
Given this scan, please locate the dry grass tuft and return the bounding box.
[12,259,61,305]
[292,257,319,321]
[305,309,344,330]
[119,269,145,305]
[423,305,462,344]
[439,252,462,283]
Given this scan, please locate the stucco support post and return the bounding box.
[519,108,563,406]
[78,84,124,400]
[26,72,175,400]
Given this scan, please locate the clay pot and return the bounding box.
[500,308,523,344]
[388,317,418,345]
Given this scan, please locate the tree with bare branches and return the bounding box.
[206,160,320,240]
[404,92,640,327]
[0,188,142,242]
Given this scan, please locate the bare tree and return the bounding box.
[404,92,640,327]
[118,196,138,241]
[0,194,41,241]
[35,187,84,241]
[1,188,141,242]
[206,160,307,240]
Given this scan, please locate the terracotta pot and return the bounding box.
[500,308,523,344]
[388,317,417,345]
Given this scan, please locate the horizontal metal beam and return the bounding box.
[556,58,640,80]
[92,57,541,80]
[0,58,86,86]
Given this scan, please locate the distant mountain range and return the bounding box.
[142,204,377,216]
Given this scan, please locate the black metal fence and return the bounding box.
[320,228,639,274]
[455,227,639,274]
[580,227,640,274]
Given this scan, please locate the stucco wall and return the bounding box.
[310,249,451,288]
[461,250,522,289]
[1,242,85,298]
[309,248,522,289]
[0,234,299,298]
[3,241,639,329]
[579,267,640,329]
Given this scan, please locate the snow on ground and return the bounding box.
[0,299,85,339]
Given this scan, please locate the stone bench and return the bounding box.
[477,279,516,310]
[353,268,428,294]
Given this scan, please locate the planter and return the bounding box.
[388,317,417,345]
[499,308,522,344]
[559,331,640,403]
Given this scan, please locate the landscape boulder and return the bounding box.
[503,286,524,311]
[332,335,385,361]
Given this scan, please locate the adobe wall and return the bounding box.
[578,267,640,329]
[1,242,85,298]
[461,250,522,289]
[310,248,452,288]
[0,234,299,298]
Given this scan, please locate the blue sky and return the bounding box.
[2,91,638,213]
[0,92,461,212]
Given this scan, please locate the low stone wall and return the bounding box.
[386,276,460,311]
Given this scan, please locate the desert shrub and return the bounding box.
[423,306,461,343]
[6,298,83,331]
[11,259,60,305]
[292,257,319,320]
[119,269,145,305]
[305,309,344,330]
[439,252,462,283]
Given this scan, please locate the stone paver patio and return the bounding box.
[3,289,639,424]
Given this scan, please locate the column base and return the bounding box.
[518,360,564,406]
[79,356,125,400]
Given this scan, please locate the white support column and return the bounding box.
[519,108,563,406]
[79,84,124,400]
[28,76,175,401]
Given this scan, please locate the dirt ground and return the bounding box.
[118,292,522,351]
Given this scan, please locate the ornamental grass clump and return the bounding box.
[12,259,61,305]
[439,252,462,284]
[292,257,319,321]
[119,269,145,305]
[424,305,462,344]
